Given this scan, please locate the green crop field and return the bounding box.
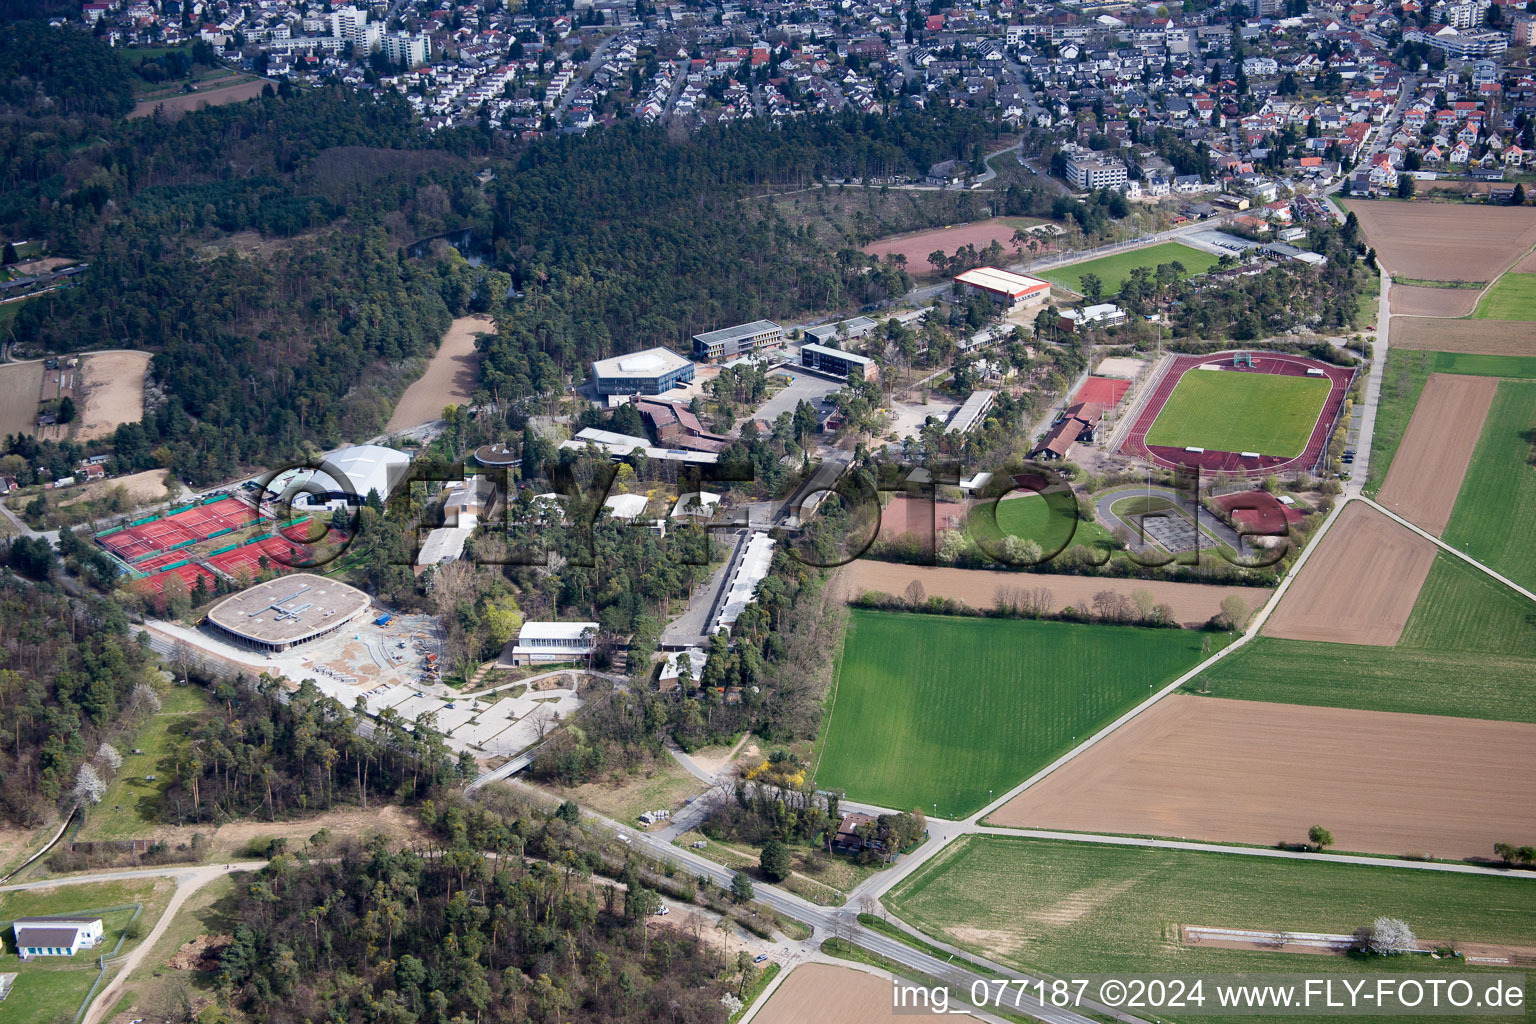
[815,610,1209,817]
[1144,371,1330,457]
[886,836,1536,1024]
[1443,380,1536,592]
[1189,553,1536,721]
[79,683,213,841]
[966,493,1118,560]
[1472,272,1536,320]
[1046,242,1218,297]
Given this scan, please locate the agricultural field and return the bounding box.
[754,963,974,1024]
[0,360,43,436]
[1392,317,1536,356]
[1443,380,1536,591]
[1044,241,1218,296]
[814,610,1209,816]
[1143,371,1330,458]
[1366,349,1536,492]
[885,835,1536,1022]
[1344,199,1536,281]
[78,684,215,841]
[1192,553,1536,722]
[990,694,1536,860]
[861,218,1049,276]
[1373,373,1498,535]
[76,350,151,441]
[1472,272,1536,320]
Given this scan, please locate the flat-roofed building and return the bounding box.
[800,343,873,380]
[509,621,599,666]
[1059,303,1128,333]
[592,347,696,396]
[953,267,1051,310]
[948,389,996,433]
[206,574,372,652]
[691,320,783,361]
[1065,155,1129,190]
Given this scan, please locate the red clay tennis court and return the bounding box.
[205,526,345,577]
[137,562,220,596]
[98,495,262,562]
[1073,376,1131,408]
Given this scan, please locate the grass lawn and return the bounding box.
[78,684,214,841]
[1472,272,1536,320]
[552,755,707,829]
[1442,380,1536,592]
[885,835,1536,1023]
[0,878,171,1024]
[815,610,1209,817]
[967,493,1118,558]
[1045,242,1218,297]
[1188,553,1536,721]
[1144,371,1331,458]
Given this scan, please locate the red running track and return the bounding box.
[1118,352,1354,477]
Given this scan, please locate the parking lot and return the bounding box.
[752,362,845,423]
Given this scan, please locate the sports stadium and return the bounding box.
[1117,351,1354,476]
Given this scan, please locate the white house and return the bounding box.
[14,918,104,960]
[509,621,599,666]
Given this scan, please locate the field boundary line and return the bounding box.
[1361,496,1536,606]
[966,827,1536,878]
[964,493,1354,826]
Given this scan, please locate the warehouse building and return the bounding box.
[691,320,783,361]
[591,347,696,397]
[953,267,1051,311]
[800,343,873,381]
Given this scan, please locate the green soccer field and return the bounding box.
[885,835,1536,1024]
[965,493,1118,562]
[1472,272,1536,320]
[1046,242,1219,297]
[1144,370,1331,457]
[815,610,1208,817]
[1189,553,1536,721]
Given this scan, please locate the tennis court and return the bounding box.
[1073,376,1131,408]
[137,562,220,596]
[97,495,262,562]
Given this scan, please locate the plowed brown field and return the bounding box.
[1389,285,1481,318]
[1375,373,1499,534]
[1263,503,1435,645]
[1349,201,1536,280]
[990,694,1536,861]
[754,963,977,1024]
[1391,317,1536,355]
[836,561,1270,628]
[386,315,492,431]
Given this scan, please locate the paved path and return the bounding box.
[1348,267,1391,495]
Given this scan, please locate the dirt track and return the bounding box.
[77,350,150,441]
[129,78,271,119]
[836,561,1270,627]
[1376,373,1498,534]
[1391,317,1536,356]
[755,963,976,1024]
[1263,503,1435,646]
[863,218,1044,275]
[386,315,492,432]
[1349,201,1536,281]
[990,694,1536,861]
[1388,285,1481,318]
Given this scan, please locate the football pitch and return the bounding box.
[1046,242,1218,297]
[815,610,1207,817]
[1145,370,1330,457]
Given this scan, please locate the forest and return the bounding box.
[218,783,783,1024]
[0,566,164,826]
